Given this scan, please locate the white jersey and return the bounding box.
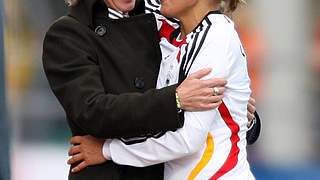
[103,1,254,179]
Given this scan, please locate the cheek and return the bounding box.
[160,0,194,17]
[160,3,181,17]
[160,5,172,17]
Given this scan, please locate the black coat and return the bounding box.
[43,0,182,179]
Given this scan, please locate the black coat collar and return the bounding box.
[68,0,146,28]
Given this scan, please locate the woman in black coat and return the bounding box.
[42,0,260,179]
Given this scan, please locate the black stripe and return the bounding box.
[205,17,212,26]
[145,7,180,24]
[109,11,122,19]
[120,131,168,145]
[240,45,246,57]
[145,6,157,13]
[184,32,200,74]
[223,15,231,23]
[199,24,203,31]
[179,21,208,80]
[146,0,160,8]
[185,22,211,76]
[178,15,215,83]
[165,17,180,24]
[189,10,220,34]
[170,27,181,43]
[178,43,190,83]
[179,30,201,80]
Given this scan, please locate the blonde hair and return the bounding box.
[220,0,246,12]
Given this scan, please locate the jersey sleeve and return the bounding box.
[105,110,218,167]
[102,23,243,167]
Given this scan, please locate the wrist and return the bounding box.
[175,92,181,108]
[175,91,183,113]
[102,139,112,160]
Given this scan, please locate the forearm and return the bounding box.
[67,85,182,139]
[103,111,215,167]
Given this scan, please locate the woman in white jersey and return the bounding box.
[68,0,255,179]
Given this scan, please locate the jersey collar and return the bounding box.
[108,8,129,19]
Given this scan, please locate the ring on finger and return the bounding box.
[213,87,220,96]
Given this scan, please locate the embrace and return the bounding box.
[43,0,261,179]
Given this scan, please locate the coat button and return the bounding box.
[134,77,145,89]
[95,26,107,36]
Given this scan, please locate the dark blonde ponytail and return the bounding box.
[221,0,245,13]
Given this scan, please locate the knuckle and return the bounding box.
[247,113,254,119]
[204,88,211,95]
[209,80,217,87]
[212,96,220,103]
[69,159,74,164]
[199,103,206,109]
[200,79,209,86]
[207,104,215,109]
[250,97,256,104]
[220,87,226,93]
[210,103,218,109]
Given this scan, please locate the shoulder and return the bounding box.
[203,15,241,52]
[44,15,96,52]
[45,15,92,41]
[207,15,235,41]
[43,16,97,60]
[47,16,80,32]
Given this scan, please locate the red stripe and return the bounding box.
[210,102,240,180]
[175,38,186,63]
[159,20,186,63]
[159,20,175,43]
[172,36,186,47]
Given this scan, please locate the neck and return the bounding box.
[178,1,220,38]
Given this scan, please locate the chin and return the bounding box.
[121,5,135,12]
[117,0,136,13]
[160,7,173,18]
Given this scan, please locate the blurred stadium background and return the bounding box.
[0,0,320,179]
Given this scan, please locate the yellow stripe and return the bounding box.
[188,133,214,180]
